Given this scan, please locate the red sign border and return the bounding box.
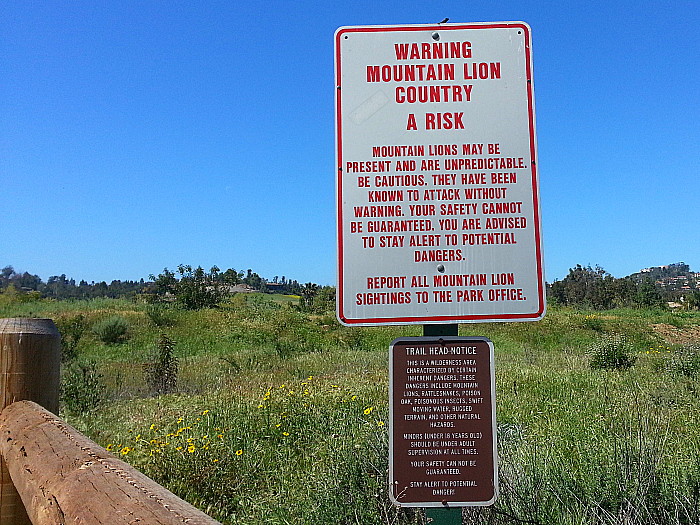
[335,22,545,326]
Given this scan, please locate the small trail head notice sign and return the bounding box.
[335,22,545,326]
[389,336,497,506]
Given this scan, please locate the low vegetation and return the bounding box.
[1,287,699,524]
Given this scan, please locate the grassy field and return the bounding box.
[2,294,700,524]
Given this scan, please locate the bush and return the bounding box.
[61,361,104,413]
[590,335,636,370]
[145,304,176,327]
[55,313,86,361]
[144,334,178,395]
[92,315,129,344]
[667,344,700,378]
[0,284,42,305]
[665,313,685,328]
[583,313,604,331]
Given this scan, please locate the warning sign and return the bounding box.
[335,22,545,326]
[389,336,497,507]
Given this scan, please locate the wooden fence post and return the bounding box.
[0,318,61,525]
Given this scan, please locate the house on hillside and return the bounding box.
[265,282,285,294]
[229,284,256,293]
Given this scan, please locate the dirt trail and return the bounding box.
[652,323,700,345]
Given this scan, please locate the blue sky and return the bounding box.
[2,1,699,286]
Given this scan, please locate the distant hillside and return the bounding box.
[0,264,312,301]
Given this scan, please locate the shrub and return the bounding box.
[61,361,104,413]
[0,284,42,305]
[667,344,700,378]
[145,304,176,327]
[665,313,685,328]
[92,315,129,344]
[590,335,636,370]
[144,334,178,395]
[55,313,86,361]
[582,313,604,332]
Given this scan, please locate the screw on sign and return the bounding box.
[389,337,497,508]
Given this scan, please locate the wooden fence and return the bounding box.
[0,318,222,525]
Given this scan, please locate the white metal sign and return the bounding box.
[335,22,545,326]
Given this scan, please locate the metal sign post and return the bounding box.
[334,20,544,523]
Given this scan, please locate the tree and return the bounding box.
[242,270,266,291]
[299,282,319,311]
[222,268,243,285]
[150,268,177,296]
[637,278,665,308]
[549,265,601,307]
[685,290,700,310]
[314,286,336,312]
[150,265,228,309]
[176,265,228,309]
[549,265,639,309]
[1,266,15,284]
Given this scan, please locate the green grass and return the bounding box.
[2,295,700,524]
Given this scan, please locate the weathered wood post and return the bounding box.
[0,318,61,525]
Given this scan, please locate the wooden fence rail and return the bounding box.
[0,400,222,525]
[0,318,222,525]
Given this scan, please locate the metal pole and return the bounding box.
[423,324,458,337]
[425,507,462,525]
[422,324,461,525]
